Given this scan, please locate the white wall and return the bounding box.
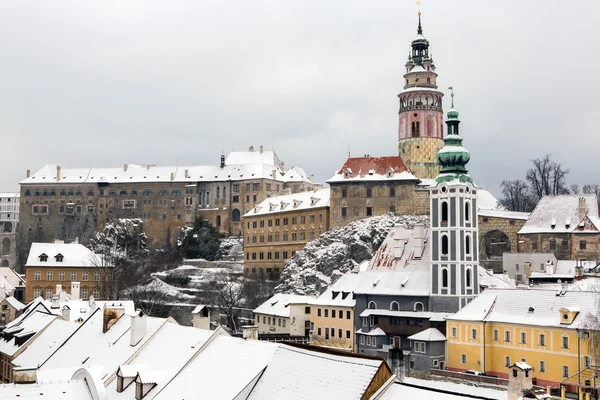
[255,313,290,335]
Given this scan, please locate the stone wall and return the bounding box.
[479,216,526,271]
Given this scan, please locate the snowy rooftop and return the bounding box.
[243,188,329,218]
[418,179,501,210]
[42,299,134,322]
[356,327,387,336]
[407,328,446,342]
[0,275,16,294]
[310,271,364,307]
[25,242,111,268]
[0,311,57,357]
[448,288,599,329]
[379,378,507,400]
[254,293,315,318]
[225,149,282,167]
[519,194,599,234]
[478,209,529,220]
[246,344,385,400]
[3,296,25,311]
[0,379,93,400]
[327,156,419,183]
[367,225,430,271]
[0,192,19,199]
[360,309,450,322]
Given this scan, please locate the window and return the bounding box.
[390,301,399,311]
[233,195,239,203]
[34,288,41,298]
[581,240,587,250]
[341,207,347,217]
[505,330,511,343]
[520,332,526,344]
[532,242,538,250]
[505,356,511,367]
[341,188,347,198]
[563,366,569,378]
[441,268,449,288]
[465,201,470,221]
[46,271,53,281]
[253,183,259,191]
[539,333,545,346]
[304,306,311,314]
[562,336,569,349]
[317,308,321,317]
[232,209,241,222]
[346,311,351,319]
[451,327,457,338]
[34,271,41,280]
[32,205,49,214]
[466,268,472,288]
[93,288,100,298]
[585,356,591,368]
[324,309,329,317]
[366,207,373,217]
[291,217,297,225]
[465,236,471,255]
[471,328,477,340]
[389,187,396,197]
[346,330,351,339]
[59,271,65,281]
[368,301,377,310]
[561,240,568,251]
[550,240,556,250]
[539,361,545,373]
[332,309,336,318]
[82,272,88,281]
[45,288,52,299]
[71,272,77,281]
[123,200,136,208]
[441,235,449,256]
[94,272,100,281]
[461,354,466,364]
[366,188,372,197]
[441,201,448,224]
[82,288,88,300]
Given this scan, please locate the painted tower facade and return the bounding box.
[429,92,480,313]
[398,13,444,180]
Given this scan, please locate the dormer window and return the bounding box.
[343,168,351,179]
[386,168,394,178]
[55,253,64,262]
[39,253,48,262]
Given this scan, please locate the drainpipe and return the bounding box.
[483,320,486,374]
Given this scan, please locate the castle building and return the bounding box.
[428,92,480,312]
[397,12,444,180]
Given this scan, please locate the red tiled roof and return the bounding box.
[334,156,412,178]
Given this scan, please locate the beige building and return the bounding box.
[243,188,330,275]
[253,293,314,337]
[24,241,112,303]
[18,147,319,268]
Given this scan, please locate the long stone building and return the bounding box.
[18,147,318,268]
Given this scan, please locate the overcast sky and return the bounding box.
[1,1,598,197]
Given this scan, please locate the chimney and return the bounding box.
[56,166,61,181]
[524,262,532,285]
[130,310,148,346]
[413,224,426,257]
[59,289,67,302]
[62,305,71,321]
[249,145,254,152]
[309,174,314,183]
[26,169,31,178]
[55,283,62,294]
[50,294,60,309]
[220,152,225,169]
[272,170,277,180]
[259,145,264,153]
[280,161,285,173]
[170,172,174,181]
[545,261,554,275]
[70,281,80,300]
[124,163,128,172]
[185,169,189,179]
[242,325,258,340]
[579,197,587,220]
[88,295,96,308]
[575,262,585,278]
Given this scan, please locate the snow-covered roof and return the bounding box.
[42,299,134,322]
[512,361,532,371]
[479,269,512,289]
[37,310,167,381]
[367,225,430,270]
[447,288,598,330]
[106,323,217,399]
[478,209,529,220]
[0,379,93,400]
[476,189,503,210]
[3,296,25,311]
[379,378,507,400]
[243,188,329,218]
[253,293,314,318]
[0,192,19,199]
[246,344,385,400]
[191,304,208,314]
[519,194,599,234]
[407,328,446,342]
[327,156,419,183]
[399,86,442,95]
[22,155,314,186]
[310,271,364,307]
[356,327,387,336]
[153,335,279,400]
[0,274,16,293]
[0,311,57,357]
[25,242,111,268]
[360,309,450,322]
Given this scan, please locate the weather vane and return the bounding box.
[448,87,455,108]
[415,1,421,15]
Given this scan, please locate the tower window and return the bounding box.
[442,268,449,288]
[466,235,471,255]
[441,201,448,225]
[466,268,472,288]
[465,202,470,222]
[441,235,449,256]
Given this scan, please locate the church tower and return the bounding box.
[398,12,444,179]
[429,91,479,313]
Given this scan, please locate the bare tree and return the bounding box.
[500,180,535,212]
[128,287,170,316]
[570,184,580,194]
[210,271,246,332]
[526,154,569,199]
[583,184,600,198]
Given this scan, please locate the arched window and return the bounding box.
[427,77,431,83]
[466,235,471,255]
[441,235,449,256]
[411,122,417,136]
[441,201,448,224]
[414,302,424,312]
[232,209,241,222]
[216,215,221,227]
[390,301,399,311]
[216,187,220,199]
[205,191,210,205]
[466,268,472,288]
[465,202,470,222]
[415,121,420,136]
[368,301,377,310]
[442,268,449,288]
[3,222,12,233]
[223,186,226,199]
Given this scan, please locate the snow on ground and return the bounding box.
[143,277,195,299]
[276,215,429,296]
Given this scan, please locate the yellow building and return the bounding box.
[446,288,597,391]
[24,242,112,302]
[242,188,330,275]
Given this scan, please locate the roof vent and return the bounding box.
[401,277,409,287]
[528,306,535,313]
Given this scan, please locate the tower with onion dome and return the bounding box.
[428,90,480,313]
[397,11,444,179]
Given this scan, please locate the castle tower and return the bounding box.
[429,91,479,313]
[398,12,444,179]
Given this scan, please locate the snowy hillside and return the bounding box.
[275,215,430,296]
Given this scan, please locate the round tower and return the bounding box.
[398,12,444,180]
